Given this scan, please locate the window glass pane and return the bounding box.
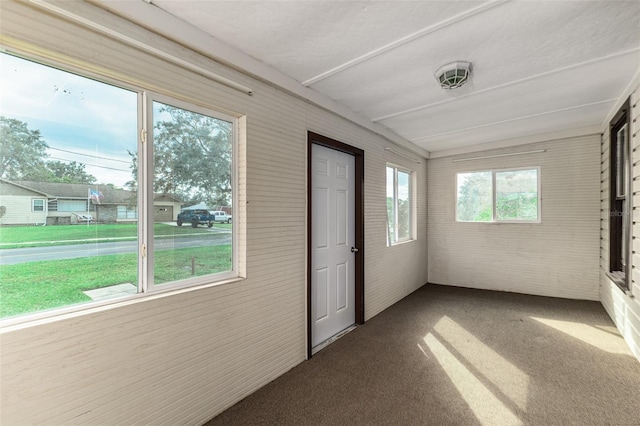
[397,170,411,240]
[387,165,413,244]
[456,172,492,222]
[495,169,538,221]
[117,205,137,219]
[152,101,233,285]
[57,200,89,212]
[386,166,395,244]
[0,53,138,318]
[616,124,628,199]
[33,199,44,211]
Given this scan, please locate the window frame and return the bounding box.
[143,92,239,293]
[56,199,91,212]
[608,97,631,292]
[117,205,138,220]
[1,48,242,324]
[386,163,414,245]
[32,198,45,212]
[456,167,541,224]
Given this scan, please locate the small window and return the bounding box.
[386,165,413,245]
[456,168,540,222]
[32,199,45,212]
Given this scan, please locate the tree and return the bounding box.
[46,160,96,184]
[0,116,48,180]
[386,197,410,242]
[1,116,99,184]
[152,105,232,207]
[397,198,410,239]
[386,196,395,242]
[456,172,492,221]
[457,170,538,221]
[495,170,538,220]
[39,160,97,184]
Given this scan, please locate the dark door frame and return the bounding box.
[608,97,631,291]
[307,131,365,359]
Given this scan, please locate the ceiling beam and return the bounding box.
[410,99,616,142]
[301,0,510,87]
[373,48,640,123]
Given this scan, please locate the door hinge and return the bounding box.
[141,243,147,257]
[140,129,147,144]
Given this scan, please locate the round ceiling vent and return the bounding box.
[435,61,472,89]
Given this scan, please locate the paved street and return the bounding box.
[0,234,231,265]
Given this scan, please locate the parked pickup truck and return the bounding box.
[209,211,232,224]
[176,209,214,228]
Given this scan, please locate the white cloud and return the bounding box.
[1,53,138,187]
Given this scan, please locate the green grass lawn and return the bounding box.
[0,222,231,249]
[0,244,232,318]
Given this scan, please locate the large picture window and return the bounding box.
[57,200,90,212]
[386,165,413,245]
[0,52,237,320]
[456,168,540,222]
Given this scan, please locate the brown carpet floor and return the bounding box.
[206,284,640,426]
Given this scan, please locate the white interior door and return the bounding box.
[311,144,356,348]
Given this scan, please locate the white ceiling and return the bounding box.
[103,0,640,155]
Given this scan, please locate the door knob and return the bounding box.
[351,247,359,253]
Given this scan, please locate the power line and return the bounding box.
[48,146,131,164]
[48,156,130,173]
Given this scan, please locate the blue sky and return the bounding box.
[387,166,410,200]
[0,53,138,187]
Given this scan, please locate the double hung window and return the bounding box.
[32,199,45,212]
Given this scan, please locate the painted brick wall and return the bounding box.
[428,135,601,300]
[0,1,428,424]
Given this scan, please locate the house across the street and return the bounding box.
[0,178,181,225]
